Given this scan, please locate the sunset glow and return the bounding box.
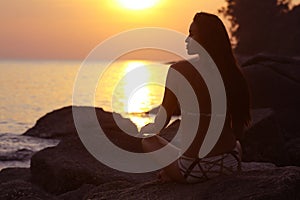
[117,0,159,10]
[0,0,227,60]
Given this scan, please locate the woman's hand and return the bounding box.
[140,123,158,135]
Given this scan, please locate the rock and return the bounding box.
[0,168,56,199]
[23,106,138,140]
[82,180,135,200]
[30,135,155,195]
[21,105,149,194]
[240,54,300,68]
[0,168,31,183]
[242,55,300,109]
[23,106,76,138]
[58,184,96,200]
[0,180,57,200]
[242,106,300,166]
[242,115,289,165]
[285,138,300,166]
[84,163,300,200]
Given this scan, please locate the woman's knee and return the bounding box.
[236,140,243,160]
[141,135,161,152]
[142,135,158,145]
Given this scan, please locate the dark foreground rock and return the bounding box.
[28,132,300,200]
[0,180,57,200]
[0,168,57,200]
[1,143,299,200]
[30,135,153,195]
[0,168,31,183]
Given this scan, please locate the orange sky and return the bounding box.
[0,0,299,60]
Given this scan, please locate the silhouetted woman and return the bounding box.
[141,12,251,183]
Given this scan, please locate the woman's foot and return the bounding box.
[157,170,172,183]
[236,141,242,161]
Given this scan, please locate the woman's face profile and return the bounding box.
[185,21,201,55]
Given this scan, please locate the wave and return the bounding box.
[0,133,59,169]
[0,148,34,161]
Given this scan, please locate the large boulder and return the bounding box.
[30,135,154,195]
[242,55,300,109]
[23,106,139,140]
[26,106,146,195]
[23,106,77,138]
[239,55,300,166]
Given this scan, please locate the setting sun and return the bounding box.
[117,0,159,10]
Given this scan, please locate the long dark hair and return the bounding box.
[193,12,251,139]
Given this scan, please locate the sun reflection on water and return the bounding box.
[95,60,168,129]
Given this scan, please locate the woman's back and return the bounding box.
[170,60,236,158]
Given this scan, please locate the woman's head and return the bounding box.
[186,12,232,58]
[187,12,251,139]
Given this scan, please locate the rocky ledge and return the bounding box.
[1,123,300,199]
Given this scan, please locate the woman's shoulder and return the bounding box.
[169,58,199,74]
[170,59,195,70]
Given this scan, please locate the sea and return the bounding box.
[0,60,170,170]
